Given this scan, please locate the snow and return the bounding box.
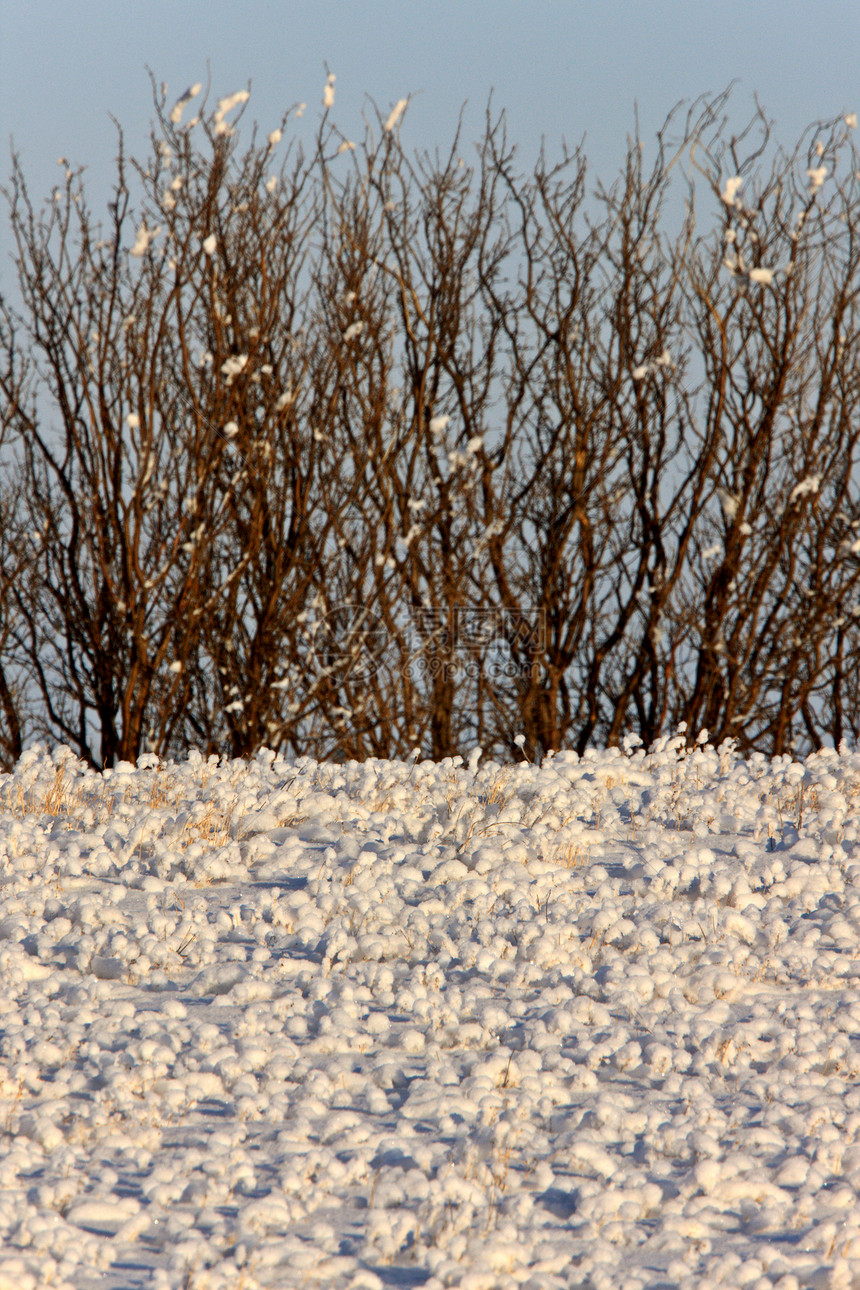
[213,91,250,137]
[169,84,203,127]
[2,737,860,1288]
[721,175,743,206]
[129,223,160,258]
[789,475,821,505]
[718,489,740,520]
[748,267,774,286]
[383,98,408,133]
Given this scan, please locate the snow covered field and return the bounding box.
[2,735,860,1289]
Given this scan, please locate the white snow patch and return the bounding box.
[748,266,774,285]
[0,739,859,1284]
[721,175,743,205]
[383,98,408,132]
[789,475,821,504]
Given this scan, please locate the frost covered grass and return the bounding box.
[2,736,860,1288]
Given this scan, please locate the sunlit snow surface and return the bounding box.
[2,738,860,1289]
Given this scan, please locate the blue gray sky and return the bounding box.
[1,0,858,265]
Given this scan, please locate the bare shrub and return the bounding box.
[1,82,858,765]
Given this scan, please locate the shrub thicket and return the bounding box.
[1,82,859,768]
